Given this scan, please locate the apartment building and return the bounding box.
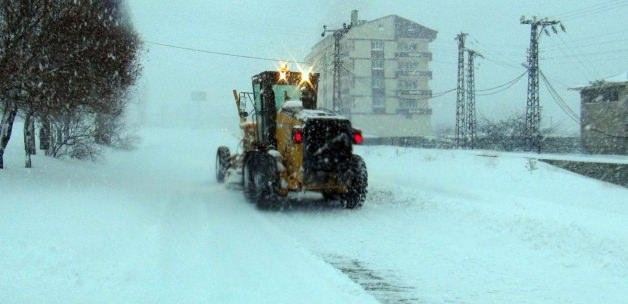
[305,11,437,137]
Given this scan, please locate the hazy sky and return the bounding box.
[128,0,627,134]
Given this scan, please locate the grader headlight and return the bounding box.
[278,62,289,82]
[298,65,313,87]
[301,72,310,84]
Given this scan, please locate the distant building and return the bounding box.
[305,11,437,138]
[574,72,628,154]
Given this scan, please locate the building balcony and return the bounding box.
[396,107,433,115]
[397,90,432,98]
[396,70,432,78]
[410,107,433,115]
[394,51,432,61]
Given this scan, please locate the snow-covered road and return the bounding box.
[1,126,627,303]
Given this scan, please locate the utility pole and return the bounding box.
[455,32,468,148]
[520,16,565,153]
[322,23,352,113]
[466,49,483,149]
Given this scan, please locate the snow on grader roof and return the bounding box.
[280,99,349,121]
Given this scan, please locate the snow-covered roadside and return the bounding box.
[0,125,378,304]
[267,146,628,304]
[2,124,627,304]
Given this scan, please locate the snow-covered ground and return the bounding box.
[1,124,627,303]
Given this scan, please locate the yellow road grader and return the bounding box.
[215,65,368,209]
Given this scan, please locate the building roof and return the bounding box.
[307,14,437,55]
[367,14,438,38]
[571,71,628,90]
[604,71,628,83]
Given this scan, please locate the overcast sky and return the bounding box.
[128,0,627,134]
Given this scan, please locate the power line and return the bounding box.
[543,35,598,80]
[543,37,628,52]
[477,80,524,96]
[539,71,579,121]
[552,29,627,45]
[555,0,628,18]
[415,72,527,101]
[541,47,628,60]
[561,1,628,20]
[477,71,527,93]
[468,39,524,70]
[144,40,307,64]
[432,88,457,98]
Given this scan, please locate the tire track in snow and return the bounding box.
[324,254,419,304]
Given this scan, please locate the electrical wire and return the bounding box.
[542,36,598,80]
[555,0,628,19]
[541,47,628,60]
[477,71,527,93]
[540,71,580,121]
[144,40,308,64]
[561,1,628,21]
[468,39,524,71]
[543,37,628,52]
[432,88,457,98]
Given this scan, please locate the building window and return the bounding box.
[399,99,417,109]
[371,50,384,59]
[399,61,418,70]
[399,80,418,90]
[372,59,384,70]
[373,88,385,108]
[373,78,384,89]
[371,39,386,114]
[398,42,417,52]
[371,40,384,51]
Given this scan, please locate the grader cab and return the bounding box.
[216,64,367,209]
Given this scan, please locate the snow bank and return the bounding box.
[267,145,628,304]
[2,123,627,303]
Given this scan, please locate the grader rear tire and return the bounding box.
[340,155,368,209]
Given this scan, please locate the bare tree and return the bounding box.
[479,113,560,151]
[0,0,141,168]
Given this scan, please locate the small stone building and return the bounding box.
[575,72,628,154]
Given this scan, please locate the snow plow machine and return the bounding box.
[215,64,368,209]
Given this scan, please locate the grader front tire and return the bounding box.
[216,146,230,183]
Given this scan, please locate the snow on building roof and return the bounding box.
[366,15,438,38]
[571,71,628,90]
[604,71,628,83]
[307,14,437,54]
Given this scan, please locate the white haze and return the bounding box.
[127,0,627,135]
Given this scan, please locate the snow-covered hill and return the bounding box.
[1,125,627,303]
